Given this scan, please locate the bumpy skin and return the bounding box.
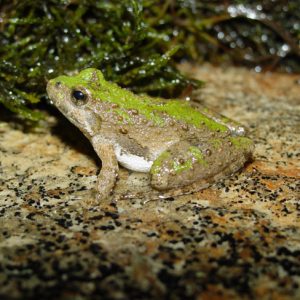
[47,68,253,200]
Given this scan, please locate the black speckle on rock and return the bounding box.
[55,218,73,228]
[26,212,36,220]
[105,211,119,219]
[158,268,180,290]
[89,215,103,221]
[99,262,123,278]
[98,225,115,231]
[89,243,103,255]
[56,235,66,243]
[280,259,300,276]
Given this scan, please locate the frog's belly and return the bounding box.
[114,144,154,172]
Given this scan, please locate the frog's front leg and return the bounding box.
[91,138,119,201]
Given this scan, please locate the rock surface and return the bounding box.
[0,64,299,299]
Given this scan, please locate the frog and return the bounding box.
[47,68,254,200]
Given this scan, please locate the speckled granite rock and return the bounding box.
[0,64,299,300]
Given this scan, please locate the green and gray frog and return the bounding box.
[47,68,253,200]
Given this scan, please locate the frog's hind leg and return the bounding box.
[150,137,253,192]
[146,156,246,200]
[111,136,252,201]
[156,152,250,198]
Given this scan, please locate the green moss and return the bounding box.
[0,0,201,121]
[1,0,299,121]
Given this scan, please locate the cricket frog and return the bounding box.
[47,68,253,200]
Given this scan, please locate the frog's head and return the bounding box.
[47,68,105,138]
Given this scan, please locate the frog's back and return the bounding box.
[96,80,229,135]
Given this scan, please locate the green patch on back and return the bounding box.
[173,159,193,173]
[150,151,171,175]
[210,138,223,149]
[221,116,231,124]
[173,146,207,174]
[230,136,253,150]
[151,146,208,175]
[58,68,229,131]
[156,101,228,131]
[188,146,207,165]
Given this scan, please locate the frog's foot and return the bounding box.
[150,137,254,191]
[95,187,115,203]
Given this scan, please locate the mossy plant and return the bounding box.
[0,0,299,121]
[0,0,201,121]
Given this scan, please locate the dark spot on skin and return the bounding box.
[181,124,189,131]
[119,127,128,134]
[179,158,185,165]
[55,81,61,88]
[205,149,212,156]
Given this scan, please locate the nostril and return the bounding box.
[55,81,61,88]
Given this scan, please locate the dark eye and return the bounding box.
[71,90,88,106]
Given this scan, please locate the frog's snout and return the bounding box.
[47,79,60,90]
[46,79,62,105]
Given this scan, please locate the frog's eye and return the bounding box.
[71,90,88,106]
